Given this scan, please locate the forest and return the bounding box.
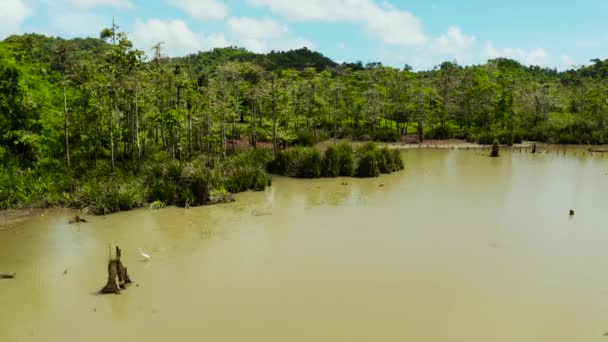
[1,26,608,213]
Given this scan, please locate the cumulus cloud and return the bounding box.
[69,0,133,9]
[482,43,546,65]
[248,0,426,46]
[227,17,312,53]
[132,18,229,56]
[431,26,475,54]
[171,0,227,20]
[0,0,31,39]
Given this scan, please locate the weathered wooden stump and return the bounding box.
[68,215,87,224]
[490,140,500,158]
[100,246,132,294]
[532,143,537,154]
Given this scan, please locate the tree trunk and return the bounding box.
[135,89,141,169]
[63,83,70,168]
[188,100,192,157]
[110,100,115,171]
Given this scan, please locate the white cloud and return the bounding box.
[227,17,312,53]
[69,0,133,9]
[0,0,31,39]
[171,0,227,20]
[248,0,426,46]
[482,42,546,65]
[431,26,475,54]
[132,18,229,56]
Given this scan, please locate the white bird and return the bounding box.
[138,248,151,261]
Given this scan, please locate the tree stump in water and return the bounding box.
[532,143,537,154]
[100,246,132,294]
[490,140,500,157]
[0,272,15,279]
[68,215,87,224]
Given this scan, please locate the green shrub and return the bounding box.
[223,164,270,192]
[372,128,400,142]
[355,150,380,177]
[426,125,454,139]
[473,131,495,145]
[322,145,341,177]
[377,147,394,173]
[336,143,355,176]
[78,177,144,215]
[268,147,322,178]
[300,148,323,178]
[390,149,405,171]
[294,130,315,146]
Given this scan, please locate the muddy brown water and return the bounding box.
[2,148,608,341]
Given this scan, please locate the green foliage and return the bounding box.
[268,147,322,178]
[77,177,144,215]
[336,143,355,176]
[293,130,316,146]
[322,145,341,177]
[355,151,380,178]
[354,143,404,177]
[372,128,400,142]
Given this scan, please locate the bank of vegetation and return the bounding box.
[1,26,607,212]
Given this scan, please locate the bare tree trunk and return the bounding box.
[251,98,257,148]
[188,102,192,157]
[63,82,70,168]
[110,100,115,171]
[135,89,141,169]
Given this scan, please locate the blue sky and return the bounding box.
[1,0,607,70]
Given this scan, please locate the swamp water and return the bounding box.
[2,148,608,341]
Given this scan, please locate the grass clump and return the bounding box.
[269,142,403,179]
[322,143,355,177]
[268,147,323,178]
[354,143,404,177]
[77,177,144,215]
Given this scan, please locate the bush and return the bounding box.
[353,143,404,177]
[372,128,400,142]
[336,143,355,176]
[496,129,523,145]
[78,177,144,215]
[390,149,405,171]
[300,148,323,178]
[322,145,341,177]
[223,164,270,192]
[355,150,380,177]
[426,125,454,139]
[471,131,495,145]
[338,127,368,140]
[293,130,315,146]
[377,147,392,174]
[268,147,322,178]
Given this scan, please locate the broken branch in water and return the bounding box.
[0,272,16,279]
